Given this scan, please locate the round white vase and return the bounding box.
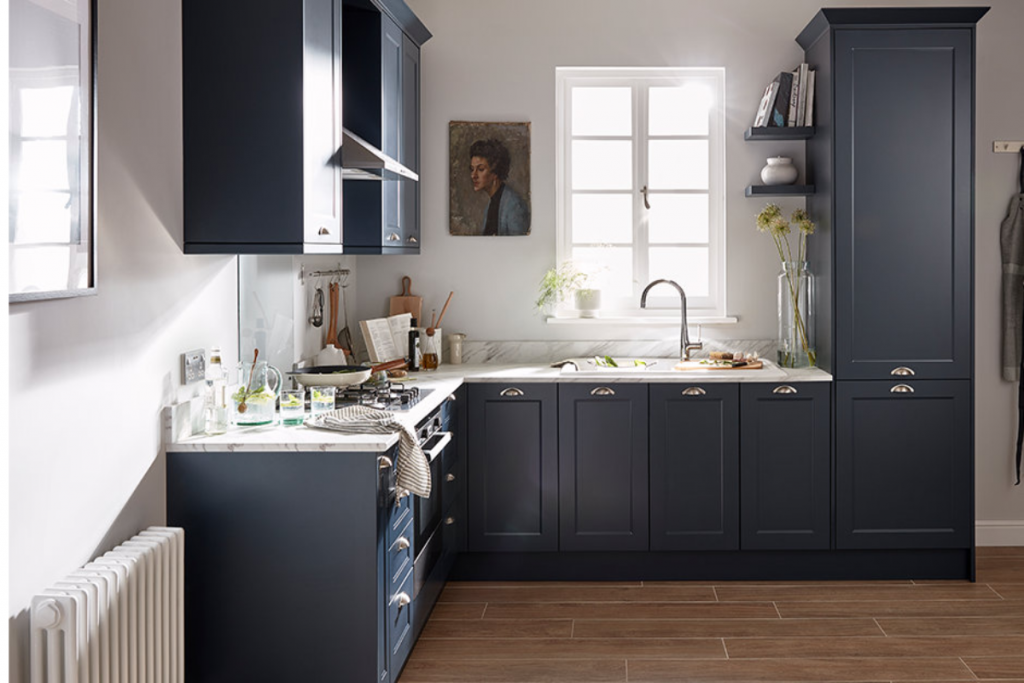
[761,157,799,185]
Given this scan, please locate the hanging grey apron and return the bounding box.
[1002,149,1024,484]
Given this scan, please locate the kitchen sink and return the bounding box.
[558,357,789,380]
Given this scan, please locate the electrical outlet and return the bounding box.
[183,349,206,385]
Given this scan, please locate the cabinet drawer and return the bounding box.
[389,491,414,545]
[388,519,414,590]
[388,566,415,678]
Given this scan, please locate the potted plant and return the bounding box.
[535,261,600,317]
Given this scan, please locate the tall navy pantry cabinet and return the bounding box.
[799,8,986,558]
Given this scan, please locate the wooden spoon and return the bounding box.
[426,291,454,337]
[325,282,339,347]
[236,348,259,413]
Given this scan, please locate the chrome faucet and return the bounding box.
[640,279,703,362]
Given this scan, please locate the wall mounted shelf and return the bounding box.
[744,126,816,141]
[745,184,815,197]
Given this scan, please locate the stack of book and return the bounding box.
[752,63,815,128]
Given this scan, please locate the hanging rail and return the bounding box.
[299,264,350,284]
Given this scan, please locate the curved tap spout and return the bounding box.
[640,279,703,361]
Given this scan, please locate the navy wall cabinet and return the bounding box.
[740,382,831,550]
[558,384,649,551]
[342,5,426,254]
[836,380,972,549]
[183,0,344,254]
[649,384,739,551]
[467,384,559,552]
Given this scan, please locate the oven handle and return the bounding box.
[422,431,452,462]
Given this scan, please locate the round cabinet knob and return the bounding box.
[445,516,455,526]
[446,473,456,482]
[396,537,410,551]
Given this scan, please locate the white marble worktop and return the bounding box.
[168,361,831,452]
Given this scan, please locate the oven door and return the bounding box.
[413,431,452,552]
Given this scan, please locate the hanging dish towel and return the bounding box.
[306,405,432,497]
[1001,149,1024,484]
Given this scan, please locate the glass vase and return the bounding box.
[777,261,817,368]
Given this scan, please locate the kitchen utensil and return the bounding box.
[338,277,354,356]
[287,360,406,388]
[326,282,339,347]
[426,291,454,336]
[309,286,324,327]
[389,276,423,322]
[236,349,259,413]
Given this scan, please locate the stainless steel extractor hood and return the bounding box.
[336,127,419,181]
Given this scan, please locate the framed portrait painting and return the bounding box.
[449,121,531,236]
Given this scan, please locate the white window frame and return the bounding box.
[555,67,727,319]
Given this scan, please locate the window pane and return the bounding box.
[572,246,632,299]
[9,244,73,293]
[648,194,709,244]
[572,87,631,136]
[649,84,711,136]
[572,194,632,244]
[13,192,72,243]
[649,247,709,297]
[572,140,632,190]
[16,140,71,190]
[648,140,707,190]
[21,86,76,137]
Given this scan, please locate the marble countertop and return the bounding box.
[168,361,831,452]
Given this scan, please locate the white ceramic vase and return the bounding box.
[761,157,799,185]
[575,289,601,318]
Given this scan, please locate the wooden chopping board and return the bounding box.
[388,276,423,322]
[673,360,764,371]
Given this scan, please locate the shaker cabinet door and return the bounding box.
[835,380,972,549]
[649,384,739,551]
[467,384,559,552]
[832,28,973,379]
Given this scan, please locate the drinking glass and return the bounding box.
[310,386,336,414]
[279,389,305,426]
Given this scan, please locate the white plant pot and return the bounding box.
[575,289,601,318]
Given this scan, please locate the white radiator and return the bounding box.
[30,526,184,683]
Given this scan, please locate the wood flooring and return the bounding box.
[398,547,1024,682]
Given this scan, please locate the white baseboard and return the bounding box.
[976,520,1024,546]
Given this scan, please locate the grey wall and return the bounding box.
[355,0,1024,534]
[7,0,239,680]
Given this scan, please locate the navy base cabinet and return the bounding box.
[467,384,558,552]
[740,382,831,550]
[558,384,648,551]
[836,380,973,549]
[649,384,739,551]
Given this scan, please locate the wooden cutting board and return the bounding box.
[388,276,423,322]
[673,360,764,371]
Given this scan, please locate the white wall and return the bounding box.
[358,0,1024,535]
[6,0,240,680]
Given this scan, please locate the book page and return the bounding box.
[388,313,412,358]
[360,318,400,363]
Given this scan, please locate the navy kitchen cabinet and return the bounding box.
[342,4,428,254]
[836,380,972,549]
[558,384,649,551]
[467,384,559,552]
[167,448,408,683]
[182,0,344,254]
[801,9,982,380]
[740,382,831,550]
[649,384,739,551]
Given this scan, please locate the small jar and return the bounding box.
[761,157,799,185]
[448,333,466,365]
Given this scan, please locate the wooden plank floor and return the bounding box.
[399,547,1024,683]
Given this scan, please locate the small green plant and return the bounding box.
[535,261,591,313]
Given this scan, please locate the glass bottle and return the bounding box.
[205,346,229,434]
[421,331,439,371]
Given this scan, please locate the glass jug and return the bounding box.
[232,359,284,426]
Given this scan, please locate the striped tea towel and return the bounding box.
[306,406,432,498]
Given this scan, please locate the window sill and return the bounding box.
[546,315,738,326]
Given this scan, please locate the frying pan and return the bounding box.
[288,359,407,387]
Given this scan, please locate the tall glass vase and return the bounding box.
[777,261,816,368]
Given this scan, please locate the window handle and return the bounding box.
[641,185,651,210]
